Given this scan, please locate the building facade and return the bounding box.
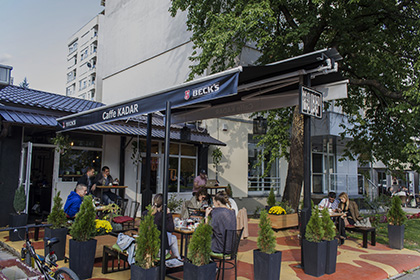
[66,14,103,101]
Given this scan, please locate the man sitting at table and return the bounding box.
[192,169,207,195]
[77,166,96,195]
[64,184,87,219]
[94,166,121,205]
[318,192,339,212]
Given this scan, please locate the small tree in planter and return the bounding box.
[267,188,276,210]
[321,208,338,274]
[184,220,216,280]
[254,209,282,280]
[69,195,97,279]
[131,205,160,279]
[303,205,327,277]
[45,191,68,260]
[9,184,28,241]
[168,194,184,214]
[387,195,408,249]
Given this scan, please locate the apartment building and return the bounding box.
[66,14,103,101]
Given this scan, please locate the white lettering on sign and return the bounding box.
[184,82,220,100]
[62,120,76,128]
[102,104,139,121]
[300,86,323,118]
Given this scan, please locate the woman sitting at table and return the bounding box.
[337,192,363,244]
[181,187,209,219]
[205,191,237,253]
[143,193,181,260]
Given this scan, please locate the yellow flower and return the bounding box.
[95,219,113,234]
[268,206,286,215]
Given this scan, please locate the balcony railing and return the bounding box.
[248,176,281,194]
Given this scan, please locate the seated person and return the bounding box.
[181,187,209,219]
[205,191,236,253]
[77,166,96,195]
[318,192,339,212]
[94,166,121,205]
[226,186,238,216]
[64,184,87,219]
[143,194,181,261]
[336,192,363,244]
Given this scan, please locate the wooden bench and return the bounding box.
[345,226,376,248]
[102,245,130,274]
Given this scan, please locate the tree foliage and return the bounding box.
[69,195,96,242]
[305,204,324,242]
[321,208,336,241]
[170,0,420,207]
[188,220,213,266]
[47,191,68,229]
[13,184,26,214]
[135,205,160,269]
[387,195,408,226]
[257,210,276,254]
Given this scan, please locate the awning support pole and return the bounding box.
[142,113,153,212]
[160,101,171,280]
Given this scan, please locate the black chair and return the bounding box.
[211,227,244,280]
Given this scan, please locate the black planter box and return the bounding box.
[8,213,28,241]
[388,224,405,250]
[325,239,338,274]
[253,249,282,280]
[184,260,217,280]
[69,238,97,279]
[131,264,159,280]
[302,239,327,277]
[44,227,68,261]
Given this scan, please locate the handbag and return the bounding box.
[354,217,372,228]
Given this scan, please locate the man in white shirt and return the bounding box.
[318,192,339,211]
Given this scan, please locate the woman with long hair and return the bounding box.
[205,191,236,253]
[337,192,363,244]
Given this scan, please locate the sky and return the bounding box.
[0,0,104,94]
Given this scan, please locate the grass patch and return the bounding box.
[347,216,420,251]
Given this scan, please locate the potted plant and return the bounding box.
[267,202,298,230]
[44,191,68,260]
[9,184,28,241]
[131,205,160,279]
[168,194,184,216]
[387,195,407,249]
[184,220,217,280]
[68,195,97,279]
[211,147,223,181]
[266,188,276,210]
[253,209,282,280]
[302,205,326,277]
[321,207,338,274]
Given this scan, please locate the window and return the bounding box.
[248,134,280,192]
[59,149,102,182]
[67,70,76,82]
[66,85,75,96]
[166,143,197,193]
[68,40,78,54]
[81,48,89,61]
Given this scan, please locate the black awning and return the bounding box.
[58,48,345,131]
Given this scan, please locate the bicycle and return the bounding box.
[0,224,79,280]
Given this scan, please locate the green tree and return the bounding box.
[257,210,276,254]
[135,205,160,269]
[188,220,213,266]
[69,195,96,242]
[267,188,276,208]
[305,205,324,242]
[170,0,420,209]
[19,77,29,89]
[13,184,26,215]
[47,191,68,229]
[387,195,408,226]
[321,208,336,241]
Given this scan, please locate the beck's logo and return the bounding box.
[184,90,191,100]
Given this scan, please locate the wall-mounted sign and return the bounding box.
[299,85,323,118]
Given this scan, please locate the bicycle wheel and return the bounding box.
[54,267,80,280]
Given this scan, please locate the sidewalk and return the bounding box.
[1,216,420,279]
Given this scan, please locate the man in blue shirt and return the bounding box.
[64,184,88,218]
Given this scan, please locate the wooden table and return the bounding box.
[96,185,128,204]
[174,227,195,259]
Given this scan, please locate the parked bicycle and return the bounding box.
[0,224,79,280]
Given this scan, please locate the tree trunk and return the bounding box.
[282,107,304,210]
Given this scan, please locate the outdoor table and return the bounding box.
[174,227,195,259]
[96,185,128,204]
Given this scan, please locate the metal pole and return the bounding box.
[300,74,312,267]
[160,102,171,280]
[142,113,153,212]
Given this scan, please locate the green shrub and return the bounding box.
[47,191,67,229]
[321,208,336,241]
[257,210,276,254]
[135,205,160,269]
[267,188,276,208]
[188,220,213,266]
[305,203,324,242]
[168,194,184,213]
[69,195,96,242]
[387,196,407,226]
[13,184,26,214]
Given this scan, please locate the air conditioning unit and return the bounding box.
[0,65,13,86]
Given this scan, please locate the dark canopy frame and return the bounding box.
[57,48,346,276]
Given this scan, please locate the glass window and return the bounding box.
[170,143,179,155]
[59,150,101,181]
[181,144,196,156]
[168,157,179,192]
[180,158,196,192]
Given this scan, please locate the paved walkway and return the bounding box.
[1,214,420,279]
